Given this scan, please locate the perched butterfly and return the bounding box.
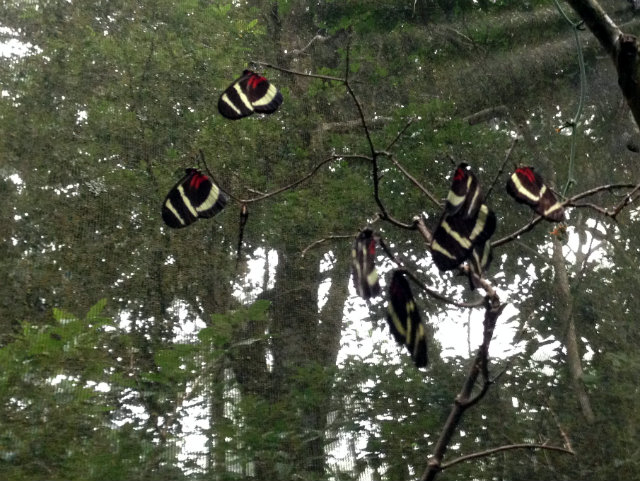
[506,167,564,222]
[431,214,475,271]
[386,270,428,368]
[218,70,283,120]
[162,168,227,228]
[432,164,497,271]
[444,163,482,219]
[351,229,382,300]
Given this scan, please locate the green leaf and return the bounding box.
[86,298,107,321]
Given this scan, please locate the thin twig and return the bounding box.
[484,136,518,201]
[610,180,640,216]
[379,151,442,209]
[385,117,418,151]
[300,235,353,257]
[546,402,574,452]
[440,443,574,471]
[554,0,587,196]
[345,86,376,158]
[238,155,369,204]
[253,61,344,82]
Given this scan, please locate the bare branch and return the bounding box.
[463,105,509,125]
[318,117,392,133]
[253,61,344,83]
[610,180,640,216]
[494,182,638,248]
[238,155,369,204]
[385,116,418,151]
[421,299,505,481]
[285,34,330,57]
[546,403,574,452]
[300,235,352,257]
[441,443,575,471]
[378,151,442,209]
[484,136,518,201]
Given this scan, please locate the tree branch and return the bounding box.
[378,151,442,209]
[300,235,352,257]
[564,0,640,127]
[236,154,370,204]
[493,182,638,248]
[440,443,575,471]
[420,298,505,481]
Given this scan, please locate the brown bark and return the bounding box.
[566,0,640,128]
[551,236,596,424]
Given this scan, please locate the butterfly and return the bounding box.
[506,166,564,222]
[162,168,227,228]
[386,270,428,368]
[218,70,283,120]
[431,164,497,271]
[351,229,382,300]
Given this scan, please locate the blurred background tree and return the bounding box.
[1,0,639,480]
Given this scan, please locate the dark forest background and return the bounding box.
[1,1,640,480]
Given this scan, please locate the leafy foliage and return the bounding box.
[2,0,640,480]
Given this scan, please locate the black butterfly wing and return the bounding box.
[351,229,382,299]
[218,70,282,119]
[430,214,474,271]
[445,163,481,219]
[162,169,226,228]
[245,71,283,114]
[507,167,564,222]
[218,71,255,120]
[386,270,428,368]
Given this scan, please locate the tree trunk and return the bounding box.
[551,236,596,423]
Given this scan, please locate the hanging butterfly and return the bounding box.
[444,162,482,219]
[506,167,564,222]
[351,229,382,299]
[162,168,227,228]
[218,70,283,120]
[386,270,428,368]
